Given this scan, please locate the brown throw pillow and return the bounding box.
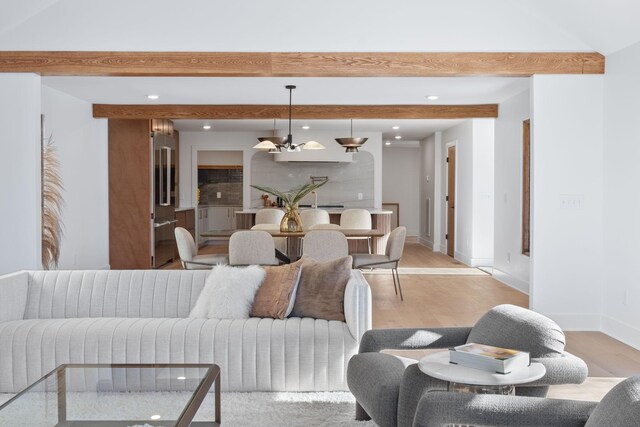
[290,256,353,321]
[250,258,304,319]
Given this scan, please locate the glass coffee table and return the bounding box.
[0,364,221,427]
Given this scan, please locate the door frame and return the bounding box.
[445,140,458,257]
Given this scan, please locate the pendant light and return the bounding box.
[254,85,325,153]
[335,119,368,152]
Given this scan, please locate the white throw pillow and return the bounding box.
[189,264,266,319]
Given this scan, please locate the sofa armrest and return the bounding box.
[414,391,596,427]
[0,271,29,322]
[359,327,472,353]
[344,270,372,340]
[525,351,589,387]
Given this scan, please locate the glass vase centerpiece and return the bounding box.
[251,181,328,232]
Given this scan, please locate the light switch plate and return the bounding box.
[357,193,363,200]
[216,192,222,198]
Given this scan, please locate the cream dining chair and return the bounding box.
[299,209,330,231]
[353,226,407,300]
[253,208,286,254]
[302,230,349,262]
[228,230,278,266]
[174,227,229,269]
[340,208,373,253]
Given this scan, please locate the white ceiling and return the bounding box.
[173,118,464,141]
[2,0,640,55]
[42,76,529,105]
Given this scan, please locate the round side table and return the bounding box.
[418,351,546,395]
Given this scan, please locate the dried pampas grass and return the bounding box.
[41,135,64,269]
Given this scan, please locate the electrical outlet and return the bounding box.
[216,192,222,199]
[357,193,363,200]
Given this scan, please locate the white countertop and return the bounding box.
[236,208,392,214]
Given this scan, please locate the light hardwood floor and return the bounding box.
[170,240,640,401]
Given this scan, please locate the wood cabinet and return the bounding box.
[108,119,179,269]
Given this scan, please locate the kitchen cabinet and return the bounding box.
[198,206,242,245]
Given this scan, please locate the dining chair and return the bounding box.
[302,230,349,262]
[174,227,229,269]
[228,230,279,266]
[254,208,286,255]
[340,208,373,253]
[299,209,330,230]
[353,226,407,300]
[308,223,342,230]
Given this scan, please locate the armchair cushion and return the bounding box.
[359,327,472,353]
[414,391,596,427]
[585,376,640,426]
[467,304,565,358]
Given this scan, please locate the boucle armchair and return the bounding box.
[347,304,588,427]
[413,375,640,426]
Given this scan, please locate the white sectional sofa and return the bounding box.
[0,269,371,393]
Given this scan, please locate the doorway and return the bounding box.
[446,144,456,257]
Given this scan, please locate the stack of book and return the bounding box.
[449,343,530,374]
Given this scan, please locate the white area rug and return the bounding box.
[0,391,375,427]
[363,267,488,276]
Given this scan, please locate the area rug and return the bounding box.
[0,391,376,427]
[362,267,488,276]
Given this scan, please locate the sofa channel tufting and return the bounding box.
[0,269,372,393]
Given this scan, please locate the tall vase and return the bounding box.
[280,204,303,232]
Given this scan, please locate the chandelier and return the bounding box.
[254,85,325,153]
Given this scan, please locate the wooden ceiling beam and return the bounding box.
[0,51,604,77]
[92,104,499,120]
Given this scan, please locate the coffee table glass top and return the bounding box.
[0,363,220,427]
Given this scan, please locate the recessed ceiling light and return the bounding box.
[395,135,402,140]
[150,415,162,420]
[202,125,211,130]
[392,126,400,130]
[177,376,186,380]
[385,141,391,146]
[426,95,439,100]
[146,94,159,100]
[302,125,310,130]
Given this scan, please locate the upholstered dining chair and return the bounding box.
[254,208,286,254]
[308,223,341,230]
[302,230,349,262]
[228,230,279,266]
[340,208,373,253]
[174,227,228,269]
[353,226,407,300]
[299,209,330,230]
[347,304,589,427]
[413,375,640,426]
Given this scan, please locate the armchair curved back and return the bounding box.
[585,375,640,426]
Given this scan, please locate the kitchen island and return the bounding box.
[235,208,392,255]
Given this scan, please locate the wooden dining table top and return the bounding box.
[200,228,384,238]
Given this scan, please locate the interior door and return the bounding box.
[447,145,456,257]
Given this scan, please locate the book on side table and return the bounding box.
[449,343,531,374]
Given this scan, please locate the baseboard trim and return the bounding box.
[418,237,433,249]
[492,268,529,295]
[454,251,472,267]
[454,251,493,268]
[602,315,640,351]
[539,312,602,331]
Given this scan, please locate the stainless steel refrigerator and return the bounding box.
[152,132,177,268]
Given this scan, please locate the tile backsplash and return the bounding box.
[198,168,243,205]
[250,151,374,208]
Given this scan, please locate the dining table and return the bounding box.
[200,228,384,261]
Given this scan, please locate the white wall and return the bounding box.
[41,85,109,269]
[438,120,494,266]
[179,130,383,210]
[0,74,42,274]
[419,134,438,248]
[493,89,531,293]
[471,119,495,266]
[530,75,604,330]
[602,41,640,348]
[382,146,420,236]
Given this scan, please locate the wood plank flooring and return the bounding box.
[168,241,640,401]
